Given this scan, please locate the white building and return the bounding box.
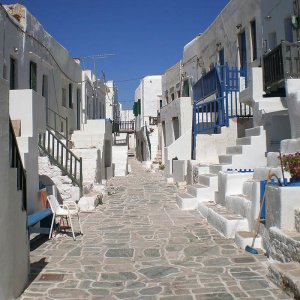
[81,70,106,125]
[0,4,114,297]
[105,80,120,122]
[134,76,162,164]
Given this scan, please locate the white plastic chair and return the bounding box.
[47,195,83,240]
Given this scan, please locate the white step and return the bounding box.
[269,262,300,299]
[187,184,215,201]
[245,126,262,137]
[195,164,210,175]
[198,202,249,238]
[219,155,233,164]
[236,136,251,146]
[225,194,251,218]
[176,193,198,210]
[226,145,243,155]
[209,164,230,174]
[235,231,262,250]
[198,173,218,189]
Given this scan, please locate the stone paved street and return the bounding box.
[21,158,291,299]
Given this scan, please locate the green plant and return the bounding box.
[159,163,165,170]
[281,152,300,180]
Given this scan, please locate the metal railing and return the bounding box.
[119,121,135,132]
[193,64,252,137]
[193,97,226,134]
[193,67,219,102]
[39,129,83,195]
[47,107,69,142]
[9,118,27,211]
[263,41,300,93]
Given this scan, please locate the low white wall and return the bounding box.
[196,120,237,164]
[286,79,300,139]
[9,89,46,213]
[266,185,300,230]
[160,97,193,147]
[9,89,46,137]
[0,79,29,299]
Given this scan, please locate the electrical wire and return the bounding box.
[0,3,84,84]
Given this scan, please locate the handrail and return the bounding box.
[145,126,151,160]
[47,107,69,143]
[9,118,27,211]
[194,96,226,134]
[262,41,300,93]
[39,129,83,195]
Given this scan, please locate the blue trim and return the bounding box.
[260,181,267,220]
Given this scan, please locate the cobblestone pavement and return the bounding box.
[21,159,291,300]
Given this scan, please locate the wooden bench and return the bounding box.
[27,208,52,234]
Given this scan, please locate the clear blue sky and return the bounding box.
[6,0,228,109]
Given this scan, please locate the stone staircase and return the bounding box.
[177,126,267,242]
[268,214,300,299]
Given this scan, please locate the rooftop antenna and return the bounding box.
[78,53,115,77]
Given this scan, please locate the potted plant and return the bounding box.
[281,152,300,185]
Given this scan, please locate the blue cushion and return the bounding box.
[27,208,52,227]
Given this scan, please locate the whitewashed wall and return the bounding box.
[183,0,262,89]
[0,4,82,132]
[0,79,29,300]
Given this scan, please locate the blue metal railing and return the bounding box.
[193,67,219,102]
[193,96,226,134]
[192,64,252,157]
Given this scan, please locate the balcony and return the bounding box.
[263,41,300,94]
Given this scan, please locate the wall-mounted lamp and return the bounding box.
[266,15,272,20]
[13,47,18,53]
[216,42,221,48]
[236,24,242,29]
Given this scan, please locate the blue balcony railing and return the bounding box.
[193,67,220,102]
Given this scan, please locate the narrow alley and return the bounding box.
[21,158,290,300]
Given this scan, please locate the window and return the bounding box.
[160,99,163,108]
[219,48,225,66]
[138,99,141,114]
[238,31,247,70]
[268,32,277,51]
[29,61,37,91]
[250,20,257,61]
[62,88,67,107]
[172,117,180,140]
[86,96,90,117]
[284,17,294,43]
[171,93,175,101]
[182,80,190,97]
[10,57,17,90]
[3,63,7,80]
[69,83,73,108]
[177,90,181,98]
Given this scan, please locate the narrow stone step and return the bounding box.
[198,202,249,238]
[234,230,262,250]
[209,163,230,174]
[269,227,300,263]
[187,184,215,201]
[198,173,218,189]
[226,145,243,155]
[225,194,251,218]
[219,154,233,164]
[236,136,251,146]
[245,126,262,137]
[176,193,198,210]
[269,262,300,299]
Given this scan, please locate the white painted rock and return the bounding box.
[78,196,99,212]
